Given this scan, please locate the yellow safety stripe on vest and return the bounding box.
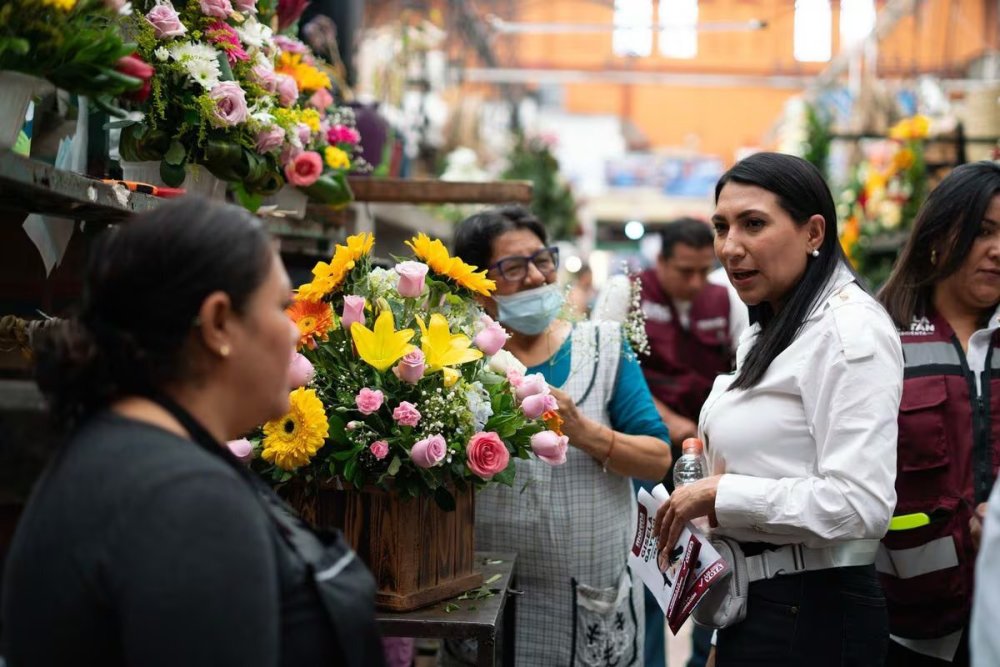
[889,513,931,531]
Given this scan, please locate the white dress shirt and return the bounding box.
[972,479,1000,666]
[698,264,903,549]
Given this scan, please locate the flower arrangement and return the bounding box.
[118,0,361,206]
[0,0,150,107]
[837,114,930,287]
[250,232,567,507]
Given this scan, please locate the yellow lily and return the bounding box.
[350,310,416,372]
[416,314,483,374]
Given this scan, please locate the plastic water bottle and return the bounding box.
[673,437,705,487]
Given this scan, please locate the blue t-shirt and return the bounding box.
[526,330,671,446]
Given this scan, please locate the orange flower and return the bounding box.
[542,410,564,436]
[287,297,334,349]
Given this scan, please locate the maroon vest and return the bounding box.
[638,268,732,421]
[881,310,1000,639]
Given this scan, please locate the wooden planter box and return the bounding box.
[309,483,483,612]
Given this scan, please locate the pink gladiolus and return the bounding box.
[146,4,186,38]
[341,295,365,331]
[394,261,428,298]
[275,74,299,107]
[199,0,232,18]
[410,434,446,468]
[256,126,285,153]
[521,392,559,420]
[327,124,361,145]
[288,352,314,388]
[392,401,422,427]
[515,373,549,402]
[474,315,508,356]
[208,81,249,127]
[370,440,389,460]
[466,432,510,479]
[284,151,323,187]
[355,388,384,415]
[530,430,568,466]
[309,88,333,112]
[393,349,426,384]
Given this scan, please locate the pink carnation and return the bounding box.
[284,151,323,187]
[327,124,361,145]
[465,432,510,480]
[392,401,422,427]
[205,21,249,66]
[355,388,384,415]
[370,440,389,460]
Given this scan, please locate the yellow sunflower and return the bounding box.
[262,388,329,471]
[286,297,334,349]
[296,233,374,302]
[405,233,496,296]
[345,232,374,259]
[276,53,332,94]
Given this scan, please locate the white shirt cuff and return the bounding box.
[714,473,771,530]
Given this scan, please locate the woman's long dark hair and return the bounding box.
[720,152,853,390]
[452,204,547,271]
[878,161,1000,328]
[34,197,273,429]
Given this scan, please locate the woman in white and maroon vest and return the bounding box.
[877,161,1000,666]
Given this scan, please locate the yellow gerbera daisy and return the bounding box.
[262,388,329,471]
[276,53,332,94]
[286,297,334,349]
[406,233,496,296]
[325,146,351,170]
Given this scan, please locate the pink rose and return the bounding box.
[309,88,334,112]
[226,438,254,463]
[199,0,232,17]
[530,430,568,465]
[274,35,307,54]
[296,122,312,146]
[370,440,389,460]
[288,352,314,388]
[341,295,366,331]
[208,81,249,127]
[327,124,361,145]
[355,388,384,415]
[410,434,447,468]
[251,62,277,92]
[515,373,549,402]
[275,74,298,107]
[284,151,323,187]
[280,143,303,167]
[474,315,509,356]
[393,349,426,384]
[233,0,256,12]
[520,392,559,420]
[394,261,428,298]
[392,401,422,427]
[256,126,285,153]
[146,4,187,38]
[506,368,524,387]
[465,431,510,479]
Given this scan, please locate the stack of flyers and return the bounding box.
[627,484,731,634]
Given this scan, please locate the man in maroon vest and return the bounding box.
[639,218,738,462]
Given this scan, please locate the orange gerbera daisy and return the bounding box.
[287,297,334,349]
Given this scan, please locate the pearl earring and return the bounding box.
[810,248,820,258]
[219,344,231,357]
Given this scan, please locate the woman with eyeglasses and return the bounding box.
[449,205,672,665]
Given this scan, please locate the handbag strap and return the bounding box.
[744,540,880,582]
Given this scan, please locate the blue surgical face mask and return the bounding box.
[492,283,565,336]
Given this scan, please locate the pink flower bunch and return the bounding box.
[508,371,558,419]
[327,124,361,145]
[205,21,249,66]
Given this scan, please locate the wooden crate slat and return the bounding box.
[347,178,533,204]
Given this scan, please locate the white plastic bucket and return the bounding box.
[120,160,227,200]
[0,72,52,151]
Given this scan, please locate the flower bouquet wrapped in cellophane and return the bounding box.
[250,232,568,511]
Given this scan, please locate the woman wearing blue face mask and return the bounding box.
[449,205,672,666]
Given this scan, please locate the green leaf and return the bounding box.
[159,160,186,188]
[164,140,186,166]
[327,413,347,444]
[387,456,402,476]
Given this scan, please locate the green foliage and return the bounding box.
[803,102,832,180]
[502,135,580,241]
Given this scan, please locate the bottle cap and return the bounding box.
[681,437,703,454]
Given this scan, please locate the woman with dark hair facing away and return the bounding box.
[450,205,671,665]
[876,161,1000,666]
[654,152,903,665]
[1,198,385,667]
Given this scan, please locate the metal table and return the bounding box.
[376,552,517,667]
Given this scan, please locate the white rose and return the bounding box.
[488,349,527,376]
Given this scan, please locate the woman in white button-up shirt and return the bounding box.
[654,152,904,666]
